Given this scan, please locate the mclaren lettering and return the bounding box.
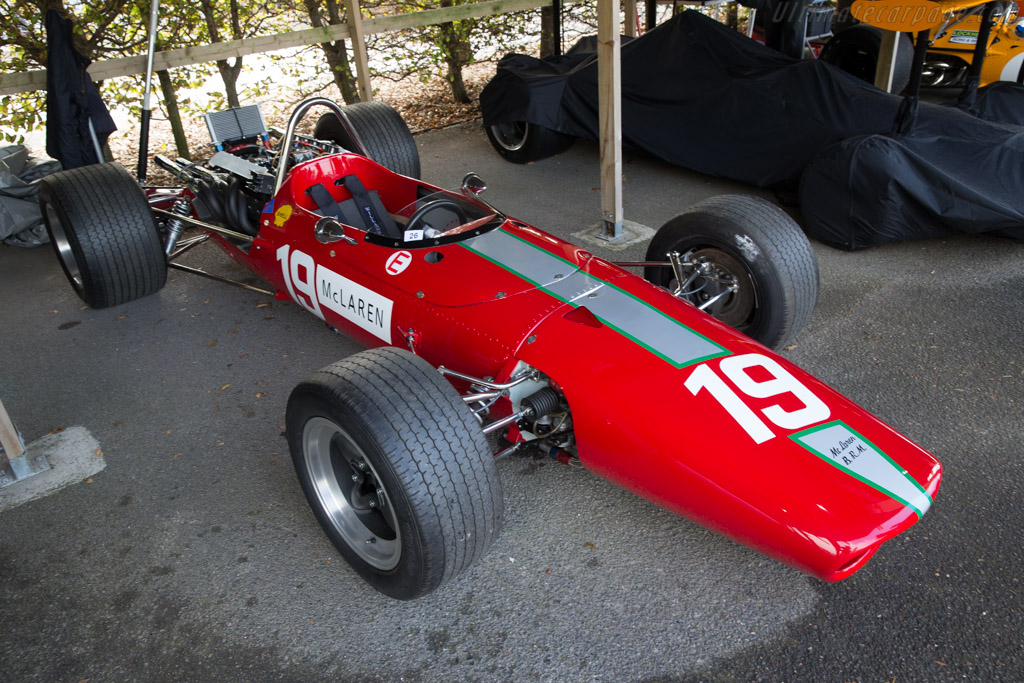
[320,280,385,330]
[316,265,393,344]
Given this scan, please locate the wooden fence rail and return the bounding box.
[0,0,549,97]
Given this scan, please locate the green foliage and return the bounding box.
[0,0,299,141]
[366,0,539,102]
[1,93,43,144]
[0,0,585,135]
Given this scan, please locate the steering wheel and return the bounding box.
[405,199,468,234]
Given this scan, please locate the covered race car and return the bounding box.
[37,98,941,599]
[481,10,1024,249]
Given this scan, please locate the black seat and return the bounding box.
[307,175,400,239]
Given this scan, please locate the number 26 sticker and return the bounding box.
[686,353,830,444]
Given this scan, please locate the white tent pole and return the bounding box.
[137,0,160,183]
[874,30,900,92]
[598,0,623,240]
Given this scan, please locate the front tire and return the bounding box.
[38,162,167,309]
[485,121,574,163]
[644,195,818,350]
[313,102,421,179]
[286,347,503,600]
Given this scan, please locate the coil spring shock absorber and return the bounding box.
[164,195,193,256]
[482,386,560,436]
[520,388,574,465]
[520,387,559,420]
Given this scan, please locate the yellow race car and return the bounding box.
[823,0,1024,89]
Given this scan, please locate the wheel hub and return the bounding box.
[490,122,528,152]
[346,459,387,512]
[669,248,756,330]
[302,416,401,570]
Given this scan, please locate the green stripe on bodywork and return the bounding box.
[791,420,932,518]
[462,228,729,368]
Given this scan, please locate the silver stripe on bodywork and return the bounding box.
[465,228,576,287]
[792,421,932,518]
[463,229,729,368]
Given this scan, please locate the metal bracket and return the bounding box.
[0,451,52,489]
[599,218,623,242]
[0,407,51,489]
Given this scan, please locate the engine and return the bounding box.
[154,103,346,239]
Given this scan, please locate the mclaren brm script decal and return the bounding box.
[462,229,728,368]
[277,245,393,343]
[792,421,932,517]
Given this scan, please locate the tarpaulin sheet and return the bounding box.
[799,133,1024,249]
[965,81,1024,127]
[481,10,1024,249]
[1,145,61,246]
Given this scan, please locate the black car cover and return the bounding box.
[962,81,1024,127]
[481,10,1024,249]
[799,132,1024,249]
[45,9,117,169]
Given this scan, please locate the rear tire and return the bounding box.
[314,102,421,179]
[38,162,167,309]
[286,347,503,600]
[644,195,818,350]
[820,25,914,93]
[485,121,575,163]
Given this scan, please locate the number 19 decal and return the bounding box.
[277,244,324,319]
[686,353,830,444]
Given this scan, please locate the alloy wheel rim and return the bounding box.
[491,121,528,152]
[302,416,401,570]
[45,204,83,292]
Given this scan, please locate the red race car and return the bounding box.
[38,98,941,599]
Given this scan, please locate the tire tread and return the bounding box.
[314,102,421,179]
[289,347,501,598]
[39,163,166,308]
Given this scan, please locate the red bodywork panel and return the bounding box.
[515,269,940,580]
[201,152,942,581]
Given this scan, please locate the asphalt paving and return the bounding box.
[1,122,1022,681]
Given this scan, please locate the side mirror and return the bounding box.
[461,173,487,197]
[315,216,356,244]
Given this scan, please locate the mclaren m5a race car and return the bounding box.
[37,98,941,599]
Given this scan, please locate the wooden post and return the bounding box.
[343,0,374,102]
[624,0,637,37]
[597,0,623,240]
[874,30,900,92]
[541,4,555,57]
[0,399,25,462]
